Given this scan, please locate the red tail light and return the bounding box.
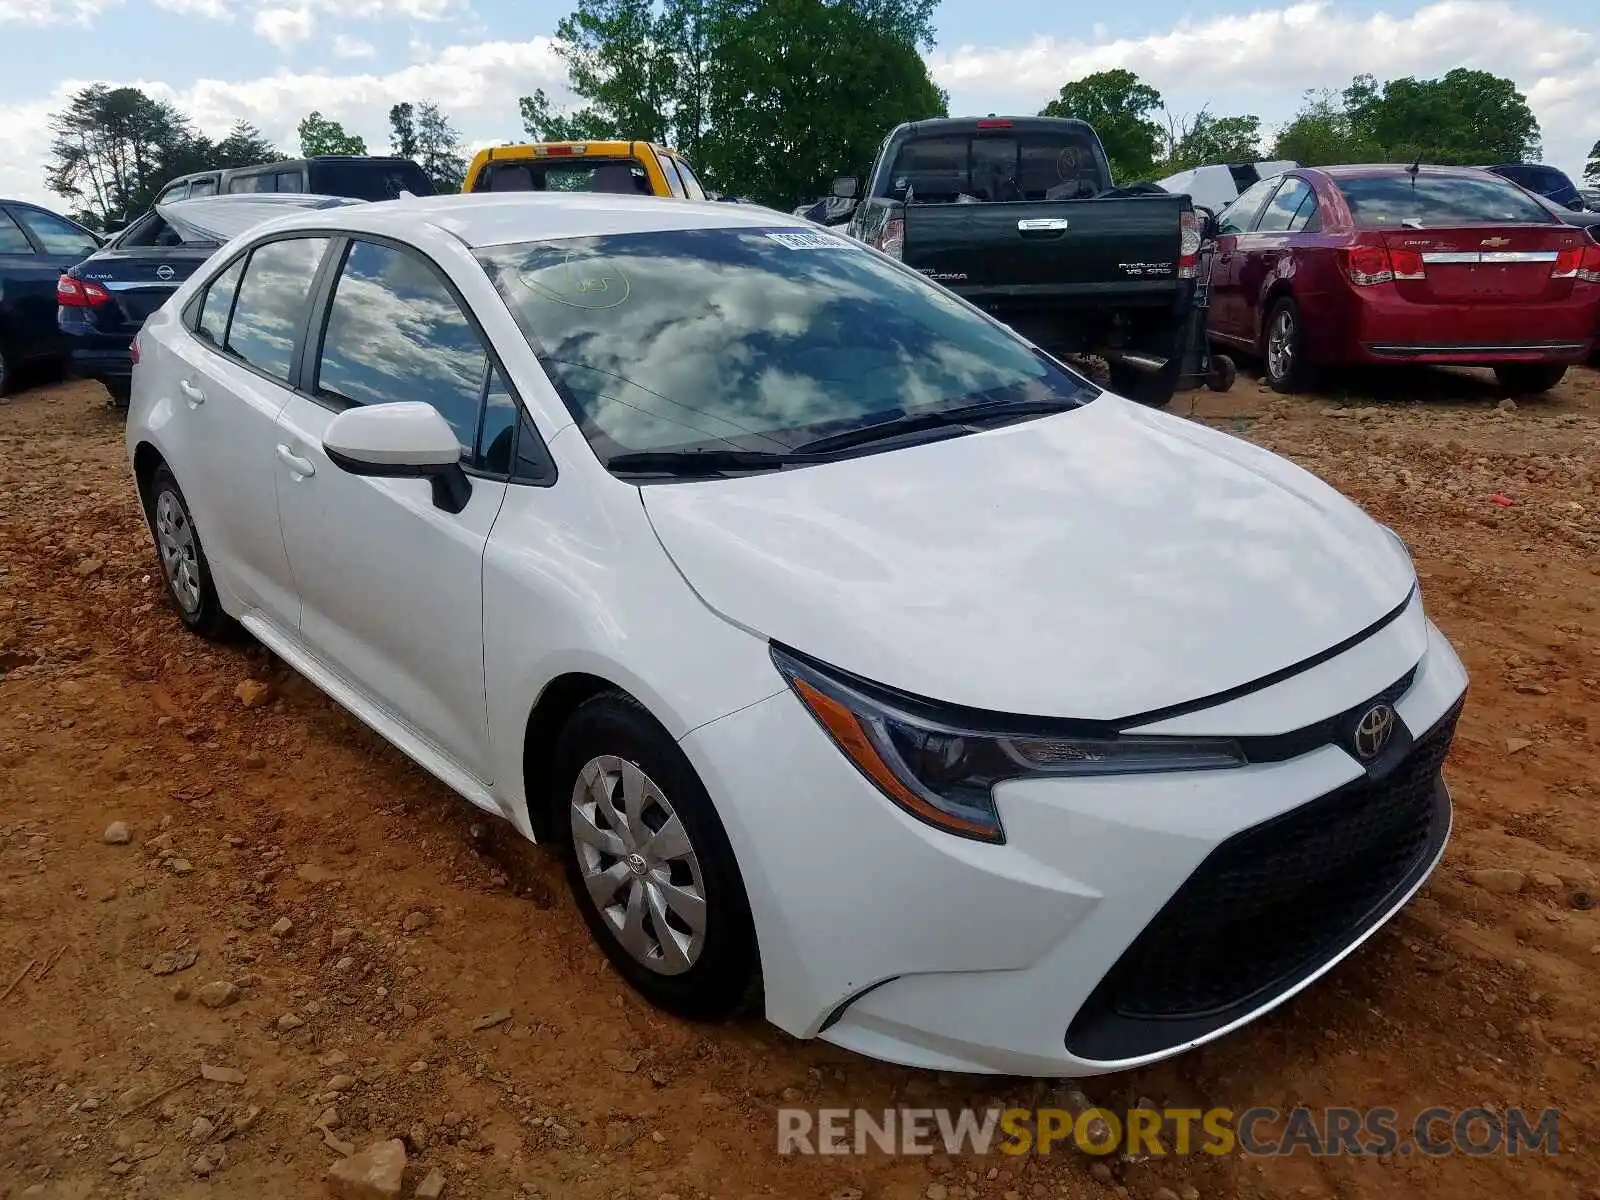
[975,119,1013,129]
[1552,244,1582,279]
[878,216,905,260]
[130,337,141,366]
[1177,210,1200,279]
[1345,243,1395,286]
[57,275,111,307]
[1578,242,1600,285]
[1387,247,1425,280]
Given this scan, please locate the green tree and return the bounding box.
[298,111,368,157]
[1039,68,1164,182]
[413,100,466,192]
[213,121,280,167]
[1587,139,1600,185]
[389,102,419,159]
[517,88,597,142]
[1157,108,1262,174]
[1271,88,1379,165]
[46,84,196,222]
[1341,68,1540,163]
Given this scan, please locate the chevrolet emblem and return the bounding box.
[1481,237,1511,248]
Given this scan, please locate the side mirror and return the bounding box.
[831,175,858,200]
[1195,206,1219,242]
[1566,197,1586,212]
[323,402,471,514]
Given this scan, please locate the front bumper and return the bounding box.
[679,604,1468,1076]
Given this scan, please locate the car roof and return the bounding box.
[1313,164,1509,181]
[236,192,812,249]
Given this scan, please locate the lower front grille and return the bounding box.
[1066,703,1459,1062]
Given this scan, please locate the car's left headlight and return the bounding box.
[771,646,1246,844]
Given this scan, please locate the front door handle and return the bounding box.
[179,379,205,404]
[275,444,315,478]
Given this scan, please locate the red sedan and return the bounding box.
[1204,164,1600,393]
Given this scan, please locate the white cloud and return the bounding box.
[152,0,232,19]
[0,0,116,24]
[929,0,1597,178]
[332,33,377,57]
[253,5,313,45]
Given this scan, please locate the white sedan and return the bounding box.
[127,193,1468,1077]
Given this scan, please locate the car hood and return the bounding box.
[641,396,1416,721]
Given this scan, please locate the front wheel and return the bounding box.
[553,694,759,1021]
[1493,363,1567,394]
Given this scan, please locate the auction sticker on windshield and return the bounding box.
[766,230,853,250]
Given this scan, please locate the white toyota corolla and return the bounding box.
[126,192,1468,1077]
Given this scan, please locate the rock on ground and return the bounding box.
[326,1138,406,1199]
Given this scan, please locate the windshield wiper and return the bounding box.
[604,449,824,476]
[793,397,1080,455]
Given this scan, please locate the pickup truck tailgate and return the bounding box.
[903,196,1188,300]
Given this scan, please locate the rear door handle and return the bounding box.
[179,379,204,404]
[275,444,315,477]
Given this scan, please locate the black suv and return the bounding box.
[153,156,436,207]
[1484,163,1585,211]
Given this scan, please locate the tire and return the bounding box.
[553,693,759,1021]
[1493,363,1567,394]
[1262,297,1312,394]
[104,378,131,409]
[1106,360,1178,408]
[146,464,232,639]
[0,341,13,397]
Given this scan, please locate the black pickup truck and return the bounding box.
[837,116,1208,405]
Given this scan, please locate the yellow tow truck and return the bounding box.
[461,141,711,200]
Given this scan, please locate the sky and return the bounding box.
[1,0,1596,211]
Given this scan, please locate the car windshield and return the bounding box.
[312,159,435,199]
[477,225,1098,466]
[884,129,1109,202]
[1336,173,1551,227]
[477,159,653,195]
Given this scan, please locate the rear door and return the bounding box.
[272,236,508,780]
[161,236,332,629]
[1234,175,1319,344]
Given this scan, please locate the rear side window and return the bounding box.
[1256,178,1314,233]
[190,178,218,198]
[1337,174,1551,226]
[674,157,707,200]
[196,257,245,346]
[314,239,488,458]
[226,237,330,381]
[0,210,31,254]
[228,173,271,194]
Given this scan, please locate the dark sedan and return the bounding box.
[58,193,363,405]
[1,200,101,394]
[1206,164,1600,394]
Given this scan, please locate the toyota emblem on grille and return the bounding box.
[1352,703,1397,760]
[156,265,175,281]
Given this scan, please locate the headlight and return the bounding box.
[771,646,1246,844]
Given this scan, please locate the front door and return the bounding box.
[272,236,508,780]
[1206,177,1279,343]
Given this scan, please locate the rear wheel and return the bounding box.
[1493,363,1567,395]
[553,693,759,1021]
[0,343,12,397]
[104,378,131,409]
[1263,297,1312,394]
[147,464,232,639]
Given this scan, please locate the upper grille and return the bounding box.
[1067,701,1459,1059]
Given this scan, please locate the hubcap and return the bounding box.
[570,755,707,976]
[153,489,202,614]
[1267,310,1295,380]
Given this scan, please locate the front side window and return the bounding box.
[658,155,687,198]
[275,171,303,193]
[1218,177,1278,234]
[14,207,99,256]
[314,239,488,456]
[0,210,32,254]
[190,178,218,198]
[225,237,330,381]
[478,226,1098,467]
[1337,173,1552,227]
